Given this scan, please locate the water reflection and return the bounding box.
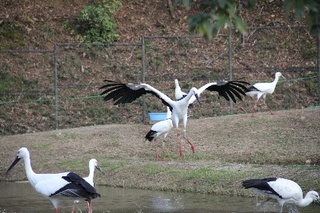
[0,182,319,213]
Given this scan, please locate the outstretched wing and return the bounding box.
[192,80,250,104]
[99,80,173,110]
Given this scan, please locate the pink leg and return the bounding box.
[153,140,160,160]
[179,138,183,156]
[183,136,195,153]
[176,130,183,156]
[251,103,258,117]
[161,141,166,161]
[55,208,59,213]
[181,129,195,153]
[87,201,92,213]
[265,102,274,115]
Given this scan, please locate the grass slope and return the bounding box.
[1,108,319,197]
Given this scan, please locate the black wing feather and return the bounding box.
[242,177,282,198]
[51,172,100,201]
[245,85,261,93]
[206,80,249,103]
[145,130,156,141]
[100,80,172,109]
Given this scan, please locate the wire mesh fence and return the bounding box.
[0,26,319,135]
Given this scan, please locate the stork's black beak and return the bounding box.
[195,93,201,106]
[95,165,106,176]
[5,156,21,175]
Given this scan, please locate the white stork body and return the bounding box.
[145,107,173,160]
[245,72,286,117]
[242,177,319,213]
[100,79,248,155]
[5,147,100,213]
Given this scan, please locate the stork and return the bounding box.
[245,72,286,117]
[5,147,100,213]
[100,79,248,155]
[145,107,173,160]
[72,159,106,213]
[242,177,319,213]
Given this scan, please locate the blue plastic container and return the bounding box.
[148,112,167,121]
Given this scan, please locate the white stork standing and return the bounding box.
[245,72,286,117]
[242,177,320,213]
[100,79,248,155]
[145,107,173,160]
[72,159,106,212]
[5,147,100,213]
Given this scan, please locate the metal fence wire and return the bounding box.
[0,26,319,135]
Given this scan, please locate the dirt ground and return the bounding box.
[1,108,320,196]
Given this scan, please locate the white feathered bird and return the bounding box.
[242,177,319,213]
[145,107,173,160]
[245,72,286,117]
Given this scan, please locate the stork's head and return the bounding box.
[89,158,106,176]
[275,72,286,80]
[190,87,201,106]
[5,147,29,175]
[307,191,320,204]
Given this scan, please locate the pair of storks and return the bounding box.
[5,147,105,213]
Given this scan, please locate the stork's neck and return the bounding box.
[185,90,195,101]
[23,156,37,184]
[273,74,280,84]
[297,194,315,207]
[88,164,95,180]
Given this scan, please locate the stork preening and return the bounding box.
[145,107,173,160]
[242,177,320,213]
[245,72,286,117]
[5,147,100,213]
[100,79,248,156]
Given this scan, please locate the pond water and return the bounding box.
[0,182,319,213]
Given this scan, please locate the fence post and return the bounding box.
[141,36,146,124]
[53,43,59,129]
[228,28,234,112]
[318,33,320,106]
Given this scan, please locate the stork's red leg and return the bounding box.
[181,129,195,153]
[153,140,160,160]
[251,102,258,117]
[265,102,274,115]
[161,141,166,161]
[176,130,183,156]
[183,136,195,153]
[87,201,92,213]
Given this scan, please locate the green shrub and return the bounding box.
[76,0,122,43]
